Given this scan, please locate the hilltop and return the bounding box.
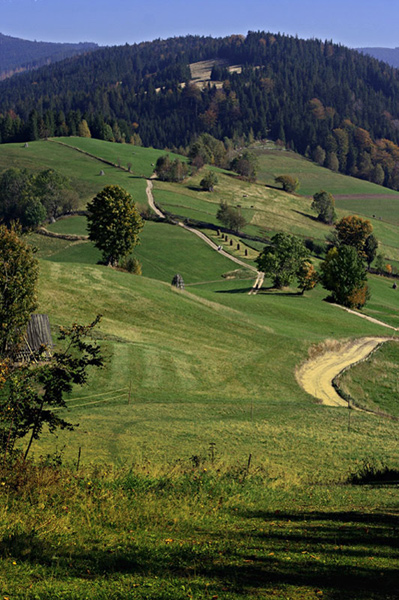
[357,46,399,68]
[0,32,98,80]
[2,32,399,193]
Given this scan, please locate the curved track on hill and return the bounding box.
[146,179,263,293]
[296,336,391,407]
[147,179,397,405]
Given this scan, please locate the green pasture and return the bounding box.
[154,171,335,243]
[3,138,399,600]
[40,217,248,282]
[360,273,399,328]
[55,136,183,179]
[339,340,399,417]
[253,146,399,198]
[335,196,399,226]
[33,257,397,472]
[0,139,149,209]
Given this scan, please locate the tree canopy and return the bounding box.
[200,171,218,192]
[256,233,310,289]
[216,200,246,233]
[275,175,299,193]
[154,155,189,182]
[311,190,336,225]
[320,245,369,308]
[230,151,257,181]
[0,167,75,229]
[335,215,373,257]
[364,234,379,269]
[87,185,144,266]
[0,225,38,358]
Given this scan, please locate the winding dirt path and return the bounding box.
[146,179,263,292]
[296,337,390,407]
[148,183,399,406]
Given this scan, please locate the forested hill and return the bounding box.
[0,33,98,80]
[3,31,399,189]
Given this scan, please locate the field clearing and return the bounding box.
[253,146,399,198]
[338,340,399,416]
[0,139,150,209]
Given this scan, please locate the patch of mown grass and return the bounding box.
[253,146,399,199]
[338,340,399,417]
[0,139,150,208]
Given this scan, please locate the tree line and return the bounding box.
[2,32,399,188]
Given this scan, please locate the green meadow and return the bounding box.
[1,138,399,599]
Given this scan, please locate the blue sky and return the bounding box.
[1,0,398,48]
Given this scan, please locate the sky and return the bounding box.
[1,0,398,49]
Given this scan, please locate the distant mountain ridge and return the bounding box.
[357,47,399,68]
[0,32,99,80]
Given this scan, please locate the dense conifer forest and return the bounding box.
[3,31,399,189]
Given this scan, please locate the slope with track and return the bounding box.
[297,335,393,407]
[146,178,263,293]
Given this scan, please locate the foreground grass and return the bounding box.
[1,460,398,600]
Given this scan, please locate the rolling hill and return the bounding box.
[0,32,98,80]
[2,32,399,194]
[1,138,398,600]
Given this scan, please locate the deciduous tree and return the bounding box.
[230,151,257,181]
[297,261,318,294]
[200,171,218,191]
[364,234,379,269]
[0,225,38,358]
[311,190,336,224]
[87,185,144,266]
[320,245,369,308]
[216,200,246,233]
[335,215,373,257]
[275,175,299,193]
[256,233,309,289]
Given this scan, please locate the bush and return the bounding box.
[119,256,142,275]
[275,175,299,193]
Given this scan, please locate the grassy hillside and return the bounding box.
[3,137,399,260]
[2,137,399,599]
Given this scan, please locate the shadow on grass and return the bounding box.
[2,508,398,598]
[293,209,320,222]
[215,286,304,296]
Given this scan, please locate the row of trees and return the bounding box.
[256,214,377,308]
[0,167,78,229]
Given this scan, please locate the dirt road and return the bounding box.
[296,337,390,407]
[146,179,263,292]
